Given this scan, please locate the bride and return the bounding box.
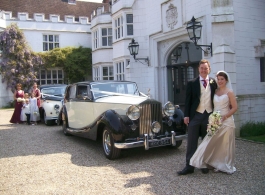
[189,71,238,174]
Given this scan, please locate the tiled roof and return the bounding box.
[0,0,109,21]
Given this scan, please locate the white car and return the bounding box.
[39,84,67,126]
[57,81,187,159]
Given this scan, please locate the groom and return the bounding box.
[177,59,217,175]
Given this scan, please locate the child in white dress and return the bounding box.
[21,99,31,125]
[30,92,40,125]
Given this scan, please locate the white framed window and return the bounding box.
[93,67,100,80]
[116,61,125,80]
[115,16,123,40]
[93,30,98,49]
[43,35,59,51]
[38,69,64,85]
[126,14,133,36]
[103,66,114,80]
[102,28,112,46]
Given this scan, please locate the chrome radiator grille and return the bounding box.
[139,100,162,136]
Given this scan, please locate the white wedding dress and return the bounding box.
[190,92,236,174]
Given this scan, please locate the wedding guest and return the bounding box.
[190,71,238,174]
[10,83,25,124]
[30,92,39,125]
[31,82,41,108]
[24,92,29,99]
[21,99,31,125]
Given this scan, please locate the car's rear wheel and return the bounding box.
[102,127,121,160]
[44,111,53,126]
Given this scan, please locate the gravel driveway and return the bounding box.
[0,109,264,195]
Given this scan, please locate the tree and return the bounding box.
[0,23,42,92]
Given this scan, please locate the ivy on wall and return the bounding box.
[39,46,92,84]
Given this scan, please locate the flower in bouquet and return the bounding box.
[17,97,25,102]
[207,111,222,136]
[34,111,39,116]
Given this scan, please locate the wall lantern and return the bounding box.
[128,39,149,66]
[186,16,212,56]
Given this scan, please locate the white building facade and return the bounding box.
[0,10,92,107]
[90,0,265,136]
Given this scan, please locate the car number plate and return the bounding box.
[149,138,171,148]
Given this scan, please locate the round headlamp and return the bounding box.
[54,104,60,110]
[163,101,175,116]
[126,105,140,120]
[151,121,161,133]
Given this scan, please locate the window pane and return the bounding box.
[49,43,53,50]
[43,35,47,41]
[55,35,59,42]
[49,35,53,42]
[102,28,107,36]
[41,70,46,79]
[127,25,133,35]
[103,67,108,76]
[102,37,107,46]
[47,70,51,79]
[109,67,113,76]
[41,80,46,85]
[53,80,57,84]
[47,80,51,84]
[55,43,59,48]
[108,28,112,35]
[108,37,112,46]
[43,43,48,51]
[126,14,133,23]
[58,70,63,79]
[52,70,57,79]
[261,57,265,82]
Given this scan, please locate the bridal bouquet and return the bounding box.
[207,111,222,136]
[17,97,25,102]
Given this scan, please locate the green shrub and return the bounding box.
[240,121,265,137]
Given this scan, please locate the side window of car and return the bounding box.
[69,85,76,99]
[77,85,88,99]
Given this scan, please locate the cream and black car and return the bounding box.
[58,81,187,159]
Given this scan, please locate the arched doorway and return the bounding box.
[167,42,202,111]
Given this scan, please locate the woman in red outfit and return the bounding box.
[10,83,24,124]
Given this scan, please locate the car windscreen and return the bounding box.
[91,83,139,99]
[41,86,66,97]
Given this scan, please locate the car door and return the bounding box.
[65,84,94,129]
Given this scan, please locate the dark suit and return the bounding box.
[184,76,217,167]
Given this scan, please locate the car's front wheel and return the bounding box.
[102,127,121,160]
[44,111,53,126]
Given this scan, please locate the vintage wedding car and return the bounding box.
[57,81,187,159]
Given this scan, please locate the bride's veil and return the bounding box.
[216,70,233,91]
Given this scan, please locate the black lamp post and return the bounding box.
[128,39,149,66]
[186,16,212,56]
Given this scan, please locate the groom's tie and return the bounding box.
[202,79,207,88]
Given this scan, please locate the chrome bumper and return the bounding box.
[114,131,187,149]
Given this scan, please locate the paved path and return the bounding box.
[0,109,264,195]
